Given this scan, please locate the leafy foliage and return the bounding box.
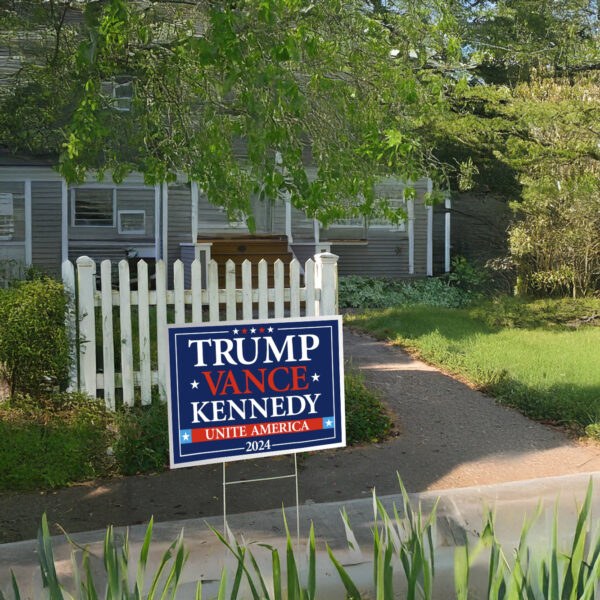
[0,393,111,490]
[0,0,456,223]
[112,399,169,476]
[339,275,481,309]
[345,369,392,444]
[0,277,71,397]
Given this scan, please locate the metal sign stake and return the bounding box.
[222,454,301,550]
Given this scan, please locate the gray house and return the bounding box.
[0,154,450,285]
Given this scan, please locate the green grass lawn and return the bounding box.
[346,297,600,433]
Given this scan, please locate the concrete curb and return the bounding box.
[2,471,599,598]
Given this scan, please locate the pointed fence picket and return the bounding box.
[67,252,338,409]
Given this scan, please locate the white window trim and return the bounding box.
[112,80,133,112]
[71,186,116,228]
[217,205,248,229]
[0,192,15,241]
[331,216,365,228]
[118,209,146,235]
[368,196,407,232]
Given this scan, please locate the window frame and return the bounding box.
[112,80,133,112]
[368,196,407,232]
[118,209,146,235]
[0,192,15,240]
[71,186,116,228]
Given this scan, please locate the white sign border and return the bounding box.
[166,314,346,469]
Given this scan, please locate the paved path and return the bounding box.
[1,327,599,544]
[345,328,600,489]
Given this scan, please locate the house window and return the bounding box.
[113,80,133,111]
[118,210,146,235]
[101,79,133,111]
[72,188,115,227]
[217,206,247,229]
[369,197,407,231]
[332,215,365,227]
[0,193,14,240]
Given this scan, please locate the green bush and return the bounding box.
[338,275,477,309]
[0,393,111,491]
[0,277,71,397]
[113,399,169,475]
[444,256,491,294]
[345,370,392,444]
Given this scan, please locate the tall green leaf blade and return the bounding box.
[326,544,362,600]
[307,523,316,600]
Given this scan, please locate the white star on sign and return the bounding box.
[250,327,256,334]
[191,380,199,389]
[233,328,239,334]
[182,432,190,441]
[268,326,274,333]
[325,419,333,427]
[311,373,320,382]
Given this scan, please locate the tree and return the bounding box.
[0,0,456,225]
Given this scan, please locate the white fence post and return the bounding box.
[289,259,300,317]
[119,260,134,407]
[315,252,339,316]
[100,260,115,410]
[274,259,284,318]
[191,258,203,323]
[156,260,168,402]
[225,259,236,321]
[304,258,316,317]
[76,256,96,397]
[61,260,77,392]
[138,260,152,406]
[241,260,253,320]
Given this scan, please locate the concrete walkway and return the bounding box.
[2,472,599,598]
[2,327,600,546]
[344,328,600,489]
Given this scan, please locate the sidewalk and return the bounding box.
[2,327,600,546]
[2,472,599,598]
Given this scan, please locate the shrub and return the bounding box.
[338,275,477,309]
[444,256,490,294]
[509,175,600,297]
[113,399,169,475]
[345,370,392,444]
[0,393,111,490]
[0,277,71,397]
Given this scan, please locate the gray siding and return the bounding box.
[321,178,430,278]
[31,181,62,276]
[333,239,408,278]
[167,184,192,283]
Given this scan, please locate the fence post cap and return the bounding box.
[76,256,96,272]
[314,252,339,264]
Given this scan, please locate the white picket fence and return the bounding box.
[62,253,339,410]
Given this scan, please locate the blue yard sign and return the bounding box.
[167,316,345,468]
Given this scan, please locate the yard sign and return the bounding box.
[167,315,345,468]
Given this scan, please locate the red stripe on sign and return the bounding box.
[191,418,323,443]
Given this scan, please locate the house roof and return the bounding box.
[0,149,57,167]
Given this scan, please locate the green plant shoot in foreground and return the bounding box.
[3,478,599,600]
[346,300,600,433]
